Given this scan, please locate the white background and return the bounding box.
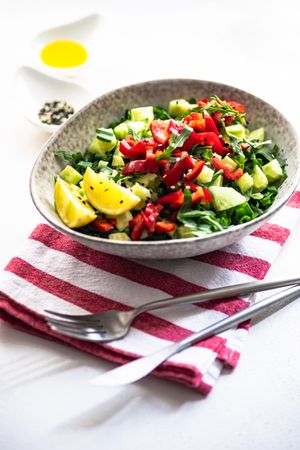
[1,1,300,449]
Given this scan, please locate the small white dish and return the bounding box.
[29,13,101,78]
[16,66,93,133]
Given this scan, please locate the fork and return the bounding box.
[90,285,300,387]
[44,276,300,343]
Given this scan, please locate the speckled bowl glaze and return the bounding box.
[30,79,300,259]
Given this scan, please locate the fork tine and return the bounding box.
[44,314,104,327]
[45,317,105,330]
[44,309,95,320]
[49,323,109,342]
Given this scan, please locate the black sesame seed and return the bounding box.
[38,100,75,126]
[90,186,94,190]
[120,200,124,204]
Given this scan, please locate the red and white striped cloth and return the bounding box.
[0,191,300,394]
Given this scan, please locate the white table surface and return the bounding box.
[1,1,300,449]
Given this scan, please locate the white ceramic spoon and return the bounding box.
[15,66,93,133]
[29,13,101,77]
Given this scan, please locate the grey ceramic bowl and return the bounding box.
[30,79,300,259]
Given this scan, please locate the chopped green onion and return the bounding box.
[156,125,192,160]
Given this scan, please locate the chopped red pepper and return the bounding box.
[191,186,212,204]
[184,112,206,131]
[241,143,250,151]
[211,111,234,126]
[223,100,245,113]
[150,119,183,144]
[203,111,219,136]
[169,120,184,134]
[211,157,243,180]
[185,160,205,181]
[197,97,208,106]
[130,213,146,240]
[92,217,115,233]
[141,203,163,233]
[143,137,158,153]
[184,181,198,192]
[122,159,159,175]
[119,140,147,159]
[212,111,222,125]
[163,154,195,187]
[191,187,204,204]
[125,134,136,147]
[155,221,176,234]
[182,131,227,156]
[202,187,213,203]
[157,189,184,209]
[150,120,172,144]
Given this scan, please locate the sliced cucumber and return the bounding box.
[262,159,283,183]
[98,160,108,168]
[168,99,196,116]
[209,186,246,212]
[131,183,151,201]
[108,232,131,241]
[112,154,125,167]
[196,165,214,184]
[137,173,159,188]
[248,127,265,142]
[96,128,115,143]
[114,122,129,140]
[89,129,117,155]
[115,211,133,231]
[211,174,223,187]
[235,172,254,194]
[130,106,154,122]
[114,120,146,140]
[252,165,268,192]
[59,165,82,185]
[222,156,237,170]
[226,124,246,139]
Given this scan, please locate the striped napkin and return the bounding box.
[0,191,299,394]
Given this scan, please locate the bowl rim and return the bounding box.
[30,78,300,248]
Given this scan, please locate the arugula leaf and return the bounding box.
[127,128,141,142]
[76,161,93,170]
[153,106,171,120]
[178,208,225,232]
[192,145,213,161]
[193,95,245,124]
[248,139,272,149]
[231,202,257,223]
[55,151,85,167]
[156,125,192,160]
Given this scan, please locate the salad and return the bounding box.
[54,95,286,241]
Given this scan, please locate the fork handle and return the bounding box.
[169,285,300,354]
[133,277,300,317]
